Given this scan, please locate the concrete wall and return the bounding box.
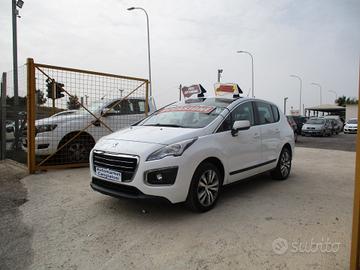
[346,104,358,122]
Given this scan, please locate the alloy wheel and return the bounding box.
[197,169,220,207]
[68,142,87,162]
[280,150,291,177]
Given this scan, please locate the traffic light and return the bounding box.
[46,78,54,99]
[46,78,65,99]
[55,83,65,99]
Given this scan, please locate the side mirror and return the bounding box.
[231,120,251,136]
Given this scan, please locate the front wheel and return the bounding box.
[186,162,222,212]
[271,147,292,180]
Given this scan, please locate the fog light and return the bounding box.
[145,167,178,185]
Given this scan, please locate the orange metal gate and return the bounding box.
[26,58,149,173]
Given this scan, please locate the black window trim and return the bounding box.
[215,101,255,133]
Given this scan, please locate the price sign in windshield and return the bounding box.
[160,105,216,114]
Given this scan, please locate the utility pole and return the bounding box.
[283,97,288,115]
[217,69,223,83]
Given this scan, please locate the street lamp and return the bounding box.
[283,97,288,115]
[236,50,254,98]
[12,0,24,106]
[290,74,302,115]
[12,0,24,150]
[328,90,338,102]
[311,82,322,105]
[217,69,223,82]
[127,7,152,97]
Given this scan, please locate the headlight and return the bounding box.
[36,124,57,133]
[146,138,197,161]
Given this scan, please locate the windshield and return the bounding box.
[306,118,325,125]
[140,104,226,128]
[80,100,105,113]
[348,119,358,124]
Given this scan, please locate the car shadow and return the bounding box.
[96,172,285,221]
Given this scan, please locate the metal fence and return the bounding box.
[26,58,149,173]
[0,65,27,164]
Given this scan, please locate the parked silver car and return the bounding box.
[301,118,332,137]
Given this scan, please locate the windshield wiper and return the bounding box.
[144,123,184,128]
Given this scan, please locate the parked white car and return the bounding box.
[344,118,358,134]
[23,97,154,162]
[90,97,295,212]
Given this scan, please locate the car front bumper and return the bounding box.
[301,129,324,136]
[89,150,200,204]
[344,128,357,133]
[22,133,58,155]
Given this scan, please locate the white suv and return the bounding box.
[24,97,154,162]
[90,97,294,212]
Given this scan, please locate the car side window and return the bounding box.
[217,102,254,132]
[255,102,274,125]
[231,102,254,126]
[271,105,280,122]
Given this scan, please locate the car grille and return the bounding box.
[93,150,139,182]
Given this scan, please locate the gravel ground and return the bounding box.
[0,160,32,270]
[0,147,354,270]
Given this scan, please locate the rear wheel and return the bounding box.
[271,147,292,180]
[186,162,222,212]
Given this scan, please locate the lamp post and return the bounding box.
[127,7,152,96]
[12,0,24,150]
[311,82,322,105]
[12,0,24,106]
[328,90,338,102]
[236,50,254,98]
[290,74,302,115]
[283,97,288,115]
[217,69,223,83]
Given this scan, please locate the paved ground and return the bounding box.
[0,147,356,270]
[297,133,356,152]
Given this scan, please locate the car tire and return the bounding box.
[64,137,93,163]
[186,162,222,212]
[271,147,292,180]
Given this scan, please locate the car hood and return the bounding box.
[100,125,203,145]
[302,124,323,130]
[346,124,357,128]
[35,112,92,125]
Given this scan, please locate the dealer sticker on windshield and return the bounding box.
[160,105,216,114]
[95,167,122,182]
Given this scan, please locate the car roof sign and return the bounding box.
[181,84,207,99]
[214,83,243,98]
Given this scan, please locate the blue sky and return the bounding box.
[0,0,359,112]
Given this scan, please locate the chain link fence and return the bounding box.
[0,65,27,164]
[1,59,149,173]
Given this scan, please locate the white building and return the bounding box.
[346,104,358,122]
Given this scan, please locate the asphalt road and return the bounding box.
[0,147,356,270]
[296,133,357,152]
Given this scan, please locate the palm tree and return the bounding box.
[335,95,358,107]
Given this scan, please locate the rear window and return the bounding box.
[255,102,275,124]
